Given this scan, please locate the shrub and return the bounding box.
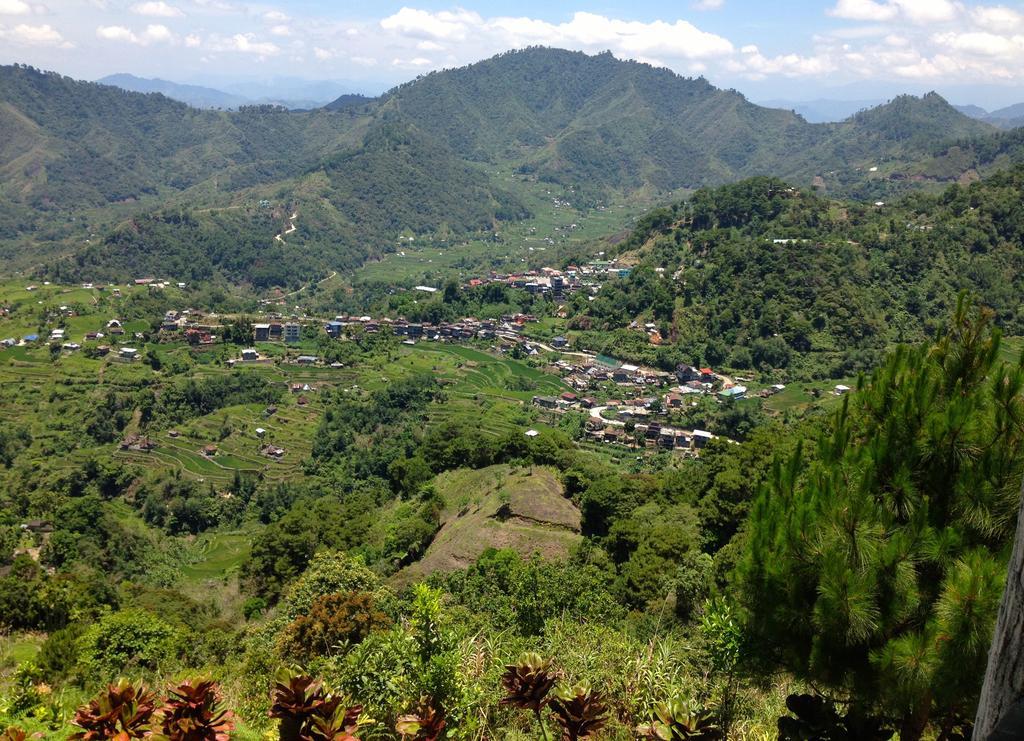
[77,610,181,680]
[279,591,390,660]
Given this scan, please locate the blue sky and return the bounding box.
[2,0,1024,106]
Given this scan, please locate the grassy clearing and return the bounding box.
[394,464,581,586]
[763,378,856,415]
[180,531,253,582]
[356,175,680,285]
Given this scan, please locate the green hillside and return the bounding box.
[568,167,1024,379]
[0,51,1003,286]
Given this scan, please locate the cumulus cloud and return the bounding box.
[209,32,279,55]
[96,23,174,45]
[381,7,481,40]
[263,10,288,22]
[184,32,200,47]
[829,0,957,24]
[729,44,835,78]
[970,5,1024,33]
[391,56,434,68]
[828,0,896,21]
[378,8,734,61]
[1,22,71,46]
[269,24,290,36]
[130,1,183,18]
[0,0,30,14]
[692,0,724,9]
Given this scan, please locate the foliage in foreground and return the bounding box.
[742,297,1023,740]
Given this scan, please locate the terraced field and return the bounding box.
[355,173,677,286]
[0,276,584,491]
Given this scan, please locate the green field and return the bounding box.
[0,279,576,487]
[180,531,253,582]
[356,173,682,285]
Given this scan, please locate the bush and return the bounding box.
[278,591,390,660]
[77,609,181,680]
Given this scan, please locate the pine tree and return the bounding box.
[740,297,1024,740]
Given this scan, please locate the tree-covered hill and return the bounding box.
[570,167,1024,379]
[0,65,525,285]
[0,52,1005,286]
[379,48,994,201]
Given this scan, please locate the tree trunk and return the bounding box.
[974,483,1024,739]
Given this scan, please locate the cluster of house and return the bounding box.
[318,314,539,346]
[532,391,716,453]
[253,321,302,343]
[1,317,147,358]
[133,277,187,290]
[458,261,634,299]
[119,434,157,451]
[585,420,716,452]
[554,357,693,395]
[156,310,220,345]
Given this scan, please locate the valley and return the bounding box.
[1,43,1023,741]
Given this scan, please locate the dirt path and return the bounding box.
[274,211,298,243]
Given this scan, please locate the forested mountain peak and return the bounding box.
[846,90,994,142]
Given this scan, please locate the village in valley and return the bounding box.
[0,261,859,479]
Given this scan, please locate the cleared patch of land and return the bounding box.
[395,464,581,585]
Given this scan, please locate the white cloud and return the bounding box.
[184,32,200,47]
[313,46,333,60]
[474,11,735,60]
[269,24,290,36]
[0,0,30,15]
[731,44,835,78]
[96,25,136,42]
[692,0,724,9]
[829,0,958,25]
[381,7,481,41]
[970,5,1024,33]
[1,22,70,46]
[828,0,897,22]
[350,55,377,66]
[391,56,433,68]
[96,23,174,45]
[932,30,1020,57]
[130,1,183,18]
[894,0,957,24]
[210,32,279,55]
[143,23,173,42]
[263,10,288,22]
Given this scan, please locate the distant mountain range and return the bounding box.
[1,49,1019,286]
[97,73,348,110]
[757,98,883,123]
[955,102,1024,130]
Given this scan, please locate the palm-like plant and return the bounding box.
[69,680,157,740]
[270,669,332,741]
[153,678,234,741]
[269,668,363,741]
[548,684,608,741]
[500,652,558,739]
[637,699,723,740]
[305,698,362,741]
[395,697,446,741]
